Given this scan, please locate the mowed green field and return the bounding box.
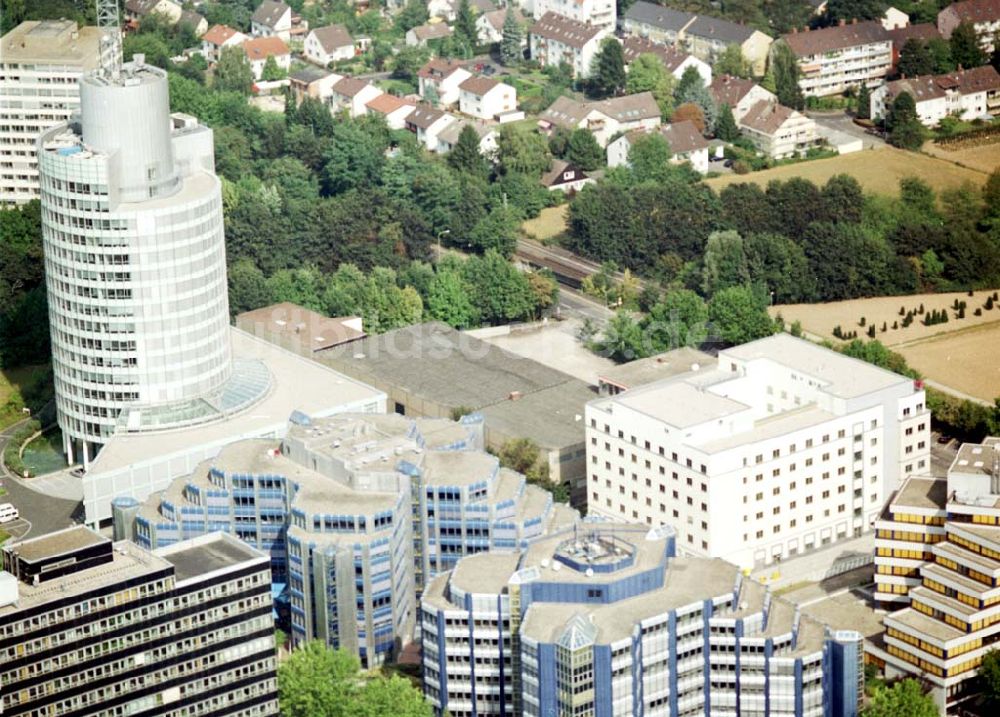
[705,147,988,195]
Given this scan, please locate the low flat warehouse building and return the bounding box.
[586,333,930,569]
[0,526,278,717]
[317,322,594,506]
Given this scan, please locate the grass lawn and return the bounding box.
[704,147,988,195]
[924,138,1000,175]
[521,205,568,242]
[0,529,8,546]
[0,364,49,431]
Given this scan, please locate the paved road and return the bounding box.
[807,110,886,150]
[0,419,82,540]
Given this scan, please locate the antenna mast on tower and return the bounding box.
[95,0,123,81]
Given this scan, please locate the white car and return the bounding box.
[0,503,19,524]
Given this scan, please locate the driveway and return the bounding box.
[0,419,82,540]
[806,110,886,150]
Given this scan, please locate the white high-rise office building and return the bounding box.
[38,54,258,466]
[0,20,103,204]
[586,334,930,569]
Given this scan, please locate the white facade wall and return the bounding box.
[533,0,616,30]
[742,112,818,158]
[303,31,353,66]
[871,86,990,126]
[459,83,517,119]
[585,341,929,569]
[249,51,291,80]
[419,68,473,106]
[201,32,247,63]
[252,9,292,41]
[530,32,607,79]
[794,39,892,97]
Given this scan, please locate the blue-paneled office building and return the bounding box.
[421,523,863,717]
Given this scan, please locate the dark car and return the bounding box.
[482,65,496,76]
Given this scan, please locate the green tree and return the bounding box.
[824,0,888,23]
[645,289,708,351]
[397,0,429,31]
[593,310,648,361]
[590,37,626,97]
[676,74,717,134]
[500,10,523,65]
[886,91,926,150]
[123,32,172,68]
[856,82,871,120]
[897,38,933,77]
[448,124,489,177]
[462,250,537,323]
[566,128,604,170]
[322,121,387,195]
[702,230,749,295]
[927,37,955,73]
[708,286,775,345]
[713,44,752,78]
[354,676,433,717]
[627,132,674,182]
[227,258,271,316]
[214,45,254,94]
[950,21,986,69]
[455,0,478,45]
[427,268,479,328]
[261,55,286,81]
[266,267,326,312]
[744,232,816,303]
[715,103,740,141]
[770,42,804,110]
[675,65,704,100]
[496,123,551,175]
[861,678,938,717]
[625,53,676,117]
[392,45,431,83]
[980,649,1000,706]
[469,205,520,256]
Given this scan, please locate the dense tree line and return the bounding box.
[568,167,1000,304]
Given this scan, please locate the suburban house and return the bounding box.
[939,0,1000,52]
[407,22,454,46]
[179,10,208,36]
[709,74,777,121]
[242,36,291,80]
[365,93,417,129]
[201,24,247,63]
[739,101,818,158]
[871,65,1000,125]
[436,120,499,155]
[458,76,517,119]
[532,0,616,31]
[251,0,293,40]
[304,24,354,66]
[406,105,458,149]
[606,120,710,173]
[418,59,473,105]
[882,6,911,29]
[541,160,594,192]
[887,23,942,68]
[478,7,526,44]
[529,12,610,78]
[330,77,383,117]
[289,67,342,104]
[621,1,772,74]
[622,36,712,85]
[124,0,182,25]
[780,20,892,97]
[429,0,496,22]
[539,92,661,146]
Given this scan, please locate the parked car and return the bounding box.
[0,503,19,524]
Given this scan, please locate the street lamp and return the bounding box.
[437,229,450,257]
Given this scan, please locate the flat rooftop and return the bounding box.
[1,20,103,65]
[722,333,910,400]
[6,525,106,563]
[236,302,364,351]
[156,533,265,583]
[801,591,886,643]
[885,605,965,643]
[893,477,947,511]
[612,379,750,429]
[598,348,717,391]
[319,322,591,449]
[951,441,999,476]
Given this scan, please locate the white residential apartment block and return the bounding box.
[585,334,930,569]
[0,21,102,205]
[781,20,892,97]
[529,12,609,79]
[939,0,1000,53]
[871,65,1000,126]
[532,0,616,31]
[739,100,819,159]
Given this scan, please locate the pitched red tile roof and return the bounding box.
[366,93,416,114]
[529,12,604,49]
[941,0,1000,25]
[709,74,759,108]
[622,36,692,72]
[203,24,241,46]
[886,22,942,48]
[333,76,374,97]
[884,65,1000,103]
[311,24,353,53]
[418,58,467,80]
[781,20,889,57]
[741,101,798,134]
[459,75,500,95]
[243,36,289,61]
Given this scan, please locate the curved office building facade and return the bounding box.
[37,59,237,464]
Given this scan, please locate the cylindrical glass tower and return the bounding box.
[38,59,232,465]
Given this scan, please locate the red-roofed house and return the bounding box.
[606,120,710,173]
[621,36,712,85]
[780,20,892,96]
[739,101,818,158]
[458,76,517,119]
[871,65,1000,125]
[366,93,417,129]
[709,75,776,122]
[529,12,610,78]
[201,24,247,63]
[304,24,355,66]
[242,36,290,80]
[418,59,473,105]
[939,0,1000,52]
[330,77,383,117]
